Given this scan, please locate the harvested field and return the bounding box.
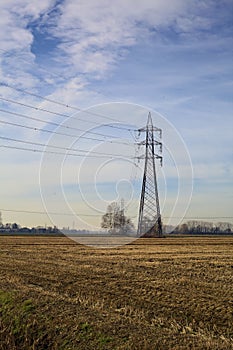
[0,236,232,349]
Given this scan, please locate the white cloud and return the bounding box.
[0,0,54,89]
[50,0,191,77]
[0,0,53,51]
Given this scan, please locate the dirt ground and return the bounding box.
[0,236,232,349]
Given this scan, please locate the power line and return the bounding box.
[163,217,233,219]
[0,135,136,158]
[0,118,105,142]
[0,119,135,146]
[0,48,125,125]
[0,96,135,132]
[0,144,139,159]
[0,81,137,128]
[0,96,72,117]
[0,208,232,220]
[0,107,130,140]
[0,208,101,217]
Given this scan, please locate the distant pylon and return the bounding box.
[137,112,163,237]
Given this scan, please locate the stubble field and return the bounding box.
[0,236,232,350]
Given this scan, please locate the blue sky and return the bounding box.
[0,0,232,229]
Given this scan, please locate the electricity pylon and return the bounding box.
[137,112,163,237]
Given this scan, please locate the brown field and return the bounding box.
[0,236,232,350]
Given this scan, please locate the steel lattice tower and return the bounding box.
[137,112,163,237]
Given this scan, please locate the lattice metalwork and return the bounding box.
[137,113,163,237]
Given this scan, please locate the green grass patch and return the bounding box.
[98,334,114,345]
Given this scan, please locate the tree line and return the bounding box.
[171,220,233,234]
[0,222,60,234]
[0,212,60,234]
[0,210,232,236]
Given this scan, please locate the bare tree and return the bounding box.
[101,202,134,235]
